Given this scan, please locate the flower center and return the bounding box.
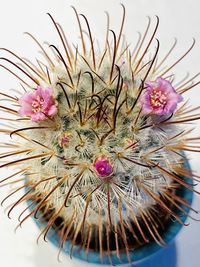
[150,90,167,109]
[32,95,44,113]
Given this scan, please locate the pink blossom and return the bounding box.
[59,133,71,147]
[18,86,57,122]
[94,156,113,177]
[139,77,183,116]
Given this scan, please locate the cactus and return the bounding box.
[0,5,199,265]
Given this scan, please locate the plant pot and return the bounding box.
[29,160,193,266]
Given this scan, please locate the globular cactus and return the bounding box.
[0,5,199,265]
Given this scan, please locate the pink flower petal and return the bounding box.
[18,104,33,116]
[48,105,57,116]
[31,112,46,122]
[19,92,35,105]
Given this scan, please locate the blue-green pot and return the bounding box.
[29,160,193,266]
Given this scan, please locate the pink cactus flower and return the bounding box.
[139,77,183,116]
[18,86,57,122]
[94,156,113,177]
[59,133,71,147]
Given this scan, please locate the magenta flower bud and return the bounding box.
[18,86,57,122]
[139,77,183,116]
[59,133,71,147]
[94,157,113,177]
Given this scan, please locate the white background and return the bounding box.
[0,0,200,266]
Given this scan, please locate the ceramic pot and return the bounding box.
[30,160,193,266]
